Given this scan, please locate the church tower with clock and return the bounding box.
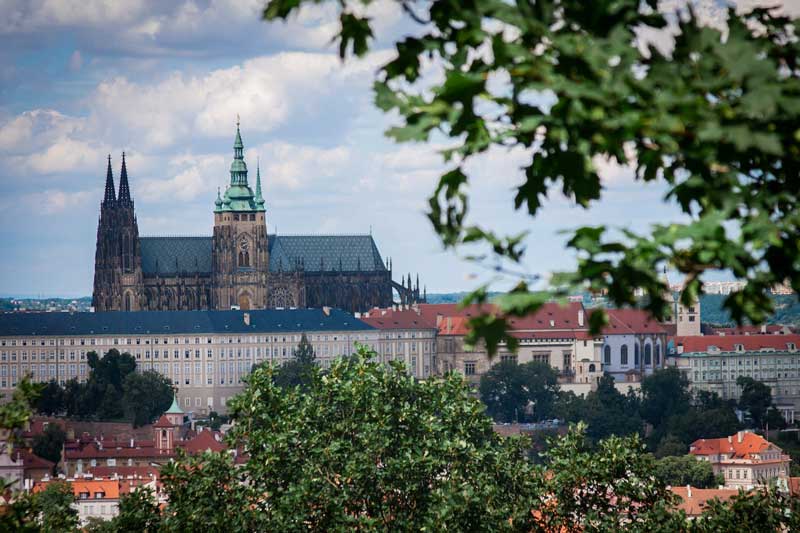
[210,119,269,310]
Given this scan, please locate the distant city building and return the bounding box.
[61,396,226,477]
[34,478,123,526]
[414,303,612,396]
[690,430,791,489]
[357,305,437,379]
[672,334,800,416]
[92,122,424,314]
[601,308,668,382]
[0,308,376,414]
[702,281,747,295]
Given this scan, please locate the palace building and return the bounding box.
[92,121,424,313]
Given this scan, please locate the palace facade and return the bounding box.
[92,122,424,313]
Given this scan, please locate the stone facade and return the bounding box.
[92,123,421,313]
[0,309,378,415]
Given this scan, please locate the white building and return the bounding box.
[601,309,668,382]
[0,309,377,415]
[672,334,800,417]
[690,431,791,489]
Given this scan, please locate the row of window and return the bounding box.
[0,333,378,348]
[603,344,662,367]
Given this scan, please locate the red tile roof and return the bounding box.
[418,302,594,338]
[359,307,437,330]
[677,334,800,354]
[153,415,175,428]
[35,479,120,500]
[20,450,54,471]
[712,325,793,335]
[670,486,739,516]
[689,431,778,460]
[178,429,226,455]
[603,308,666,335]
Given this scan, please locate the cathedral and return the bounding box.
[92,122,424,313]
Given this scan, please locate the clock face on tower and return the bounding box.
[239,237,248,251]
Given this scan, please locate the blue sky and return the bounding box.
[0,0,794,298]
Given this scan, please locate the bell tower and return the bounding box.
[211,118,268,310]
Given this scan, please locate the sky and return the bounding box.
[0,0,796,298]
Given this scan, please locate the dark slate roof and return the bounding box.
[268,235,386,273]
[140,237,212,275]
[0,309,374,337]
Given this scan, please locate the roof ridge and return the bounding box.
[275,233,373,237]
[141,235,211,239]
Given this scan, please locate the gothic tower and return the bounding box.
[91,154,144,311]
[92,156,120,311]
[116,153,144,310]
[211,120,269,310]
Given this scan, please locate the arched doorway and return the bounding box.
[238,293,251,310]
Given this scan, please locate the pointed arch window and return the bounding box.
[634,343,640,366]
[644,344,652,366]
[621,345,628,366]
[603,345,611,365]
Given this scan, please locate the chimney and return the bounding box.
[354,312,361,318]
[578,309,585,327]
[243,313,250,326]
[760,324,767,334]
[687,485,692,499]
[130,438,134,448]
[322,306,331,316]
[446,317,452,333]
[728,435,733,443]
[436,315,443,327]
[549,320,555,327]
[737,431,744,443]
[677,343,684,355]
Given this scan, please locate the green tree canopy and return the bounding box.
[267,332,318,391]
[263,0,800,353]
[122,370,175,427]
[558,374,642,442]
[35,380,65,416]
[32,422,66,468]
[640,367,692,428]
[652,454,723,489]
[737,376,773,429]
[479,360,560,423]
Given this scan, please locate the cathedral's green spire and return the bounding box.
[255,157,265,208]
[216,117,264,213]
[230,114,248,187]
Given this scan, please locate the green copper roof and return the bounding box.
[215,119,264,213]
[255,161,265,208]
[166,394,184,414]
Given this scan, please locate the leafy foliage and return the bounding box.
[33,349,172,425]
[122,370,175,427]
[263,0,800,353]
[652,454,723,489]
[557,375,642,442]
[479,360,560,422]
[737,376,774,429]
[32,422,66,467]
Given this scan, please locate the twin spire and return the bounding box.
[103,153,133,208]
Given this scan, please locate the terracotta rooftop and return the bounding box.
[689,431,778,460]
[677,334,800,354]
[603,308,666,335]
[712,325,794,336]
[359,307,437,330]
[34,479,120,500]
[670,486,739,516]
[178,429,225,454]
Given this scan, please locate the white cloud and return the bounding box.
[138,152,226,202]
[0,109,83,153]
[247,141,351,191]
[21,188,93,214]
